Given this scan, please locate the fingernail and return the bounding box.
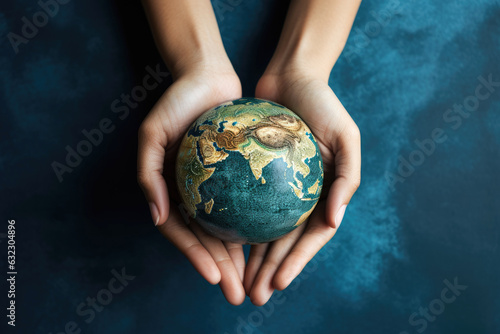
[335,205,347,228]
[149,202,159,226]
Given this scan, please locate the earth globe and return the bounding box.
[176,98,323,244]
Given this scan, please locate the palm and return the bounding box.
[243,74,360,305]
[157,71,243,202]
[138,69,248,305]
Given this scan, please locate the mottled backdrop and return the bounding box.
[0,0,499,333]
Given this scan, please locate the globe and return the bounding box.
[176,98,323,244]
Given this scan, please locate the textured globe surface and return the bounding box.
[176,98,323,244]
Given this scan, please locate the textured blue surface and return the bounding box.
[0,0,499,333]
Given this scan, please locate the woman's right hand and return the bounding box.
[137,60,247,305]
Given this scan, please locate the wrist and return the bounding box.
[263,54,329,86]
[170,48,235,80]
[262,0,361,84]
[143,0,234,80]
[174,56,242,106]
[264,39,333,84]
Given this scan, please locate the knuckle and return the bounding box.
[263,257,280,269]
[345,122,361,141]
[138,120,156,139]
[352,174,361,189]
[183,243,206,258]
[214,256,233,268]
[308,226,334,243]
[139,114,166,141]
[137,170,151,188]
[342,173,360,191]
[289,247,310,263]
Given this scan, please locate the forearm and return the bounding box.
[266,0,361,80]
[142,0,231,78]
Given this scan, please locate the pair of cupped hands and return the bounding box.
[137,58,361,306]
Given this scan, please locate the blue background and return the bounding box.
[0,0,499,333]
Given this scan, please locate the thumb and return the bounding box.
[137,118,170,226]
[325,124,361,229]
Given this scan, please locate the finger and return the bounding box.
[249,224,306,306]
[224,241,246,282]
[325,120,361,228]
[190,223,246,305]
[157,209,221,285]
[244,243,269,295]
[137,114,169,226]
[273,202,336,290]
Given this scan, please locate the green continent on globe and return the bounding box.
[176,98,324,244]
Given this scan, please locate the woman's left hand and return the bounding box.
[244,68,361,306]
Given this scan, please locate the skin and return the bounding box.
[139,0,361,306]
